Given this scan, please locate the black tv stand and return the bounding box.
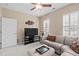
[24,35,40,45]
[24,35,34,44]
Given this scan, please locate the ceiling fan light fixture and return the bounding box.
[35,4,42,9]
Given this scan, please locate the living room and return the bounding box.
[0,0,79,57]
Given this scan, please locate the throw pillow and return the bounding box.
[47,35,56,42]
[70,40,79,54]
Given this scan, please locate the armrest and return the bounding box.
[61,45,79,56]
[42,40,63,49]
[61,52,74,56]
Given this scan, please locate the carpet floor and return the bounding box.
[0,42,41,56]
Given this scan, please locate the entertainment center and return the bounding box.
[24,28,40,44]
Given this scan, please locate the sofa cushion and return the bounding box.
[56,36,65,44]
[65,37,78,46]
[47,35,56,42]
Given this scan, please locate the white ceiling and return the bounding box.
[0,3,70,17]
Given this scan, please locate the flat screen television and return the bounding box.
[24,28,38,36]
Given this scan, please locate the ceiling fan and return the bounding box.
[30,3,52,10]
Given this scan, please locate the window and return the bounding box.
[43,19,50,36]
[63,11,79,37]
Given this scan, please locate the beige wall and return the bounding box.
[39,3,79,36]
[0,7,39,43]
[0,7,2,17]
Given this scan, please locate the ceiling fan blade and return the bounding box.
[31,3,37,5]
[42,4,52,7]
[30,7,36,10]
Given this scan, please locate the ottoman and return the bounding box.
[27,44,55,56]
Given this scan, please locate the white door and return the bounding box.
[2,17,17,48]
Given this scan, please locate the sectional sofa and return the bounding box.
[41,35,79,56]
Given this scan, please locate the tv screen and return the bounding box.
[24,28,38,36]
